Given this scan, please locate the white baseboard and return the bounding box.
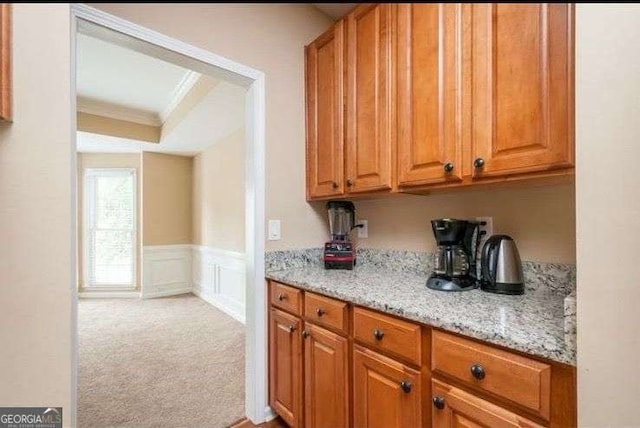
[78,291,140,299]
[141,287,192,299]
[193,288,245,324]
[263,406,277,422]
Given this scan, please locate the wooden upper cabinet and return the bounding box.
[306,21,345,199]
[304,323,349,428]
[471,4,574,178]
[397,4,464,187]
[432,379,543,428]
[345,4,394,193]
[269,309,303,428]
[353,346,421,428]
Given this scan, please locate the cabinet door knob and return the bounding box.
[332,181,339,189]
[277,293,286,301]
[316,308,325,317]
[287,325,296,333]
[373,329,384,341]
[346,179,353,187]
[474,158,485,168]
[432,396,445,410]
[302,330,309,339]
[470,363,486,380]
[400,381,412,393]
[444,162,454,173]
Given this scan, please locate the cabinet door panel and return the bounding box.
[397,4,464,186]
[432,379,543,428]
[353,346,421,428]
[346,4,394,193]
[269,309,302,427]
[306,22,345,199]
[471,4,573,178]
[304,323,349,428]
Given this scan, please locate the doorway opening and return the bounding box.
[71,4,268,426]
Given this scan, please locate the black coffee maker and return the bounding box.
[427,219,482,292]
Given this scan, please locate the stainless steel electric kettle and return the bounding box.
[480,235,524,294]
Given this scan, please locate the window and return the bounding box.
[83,168,137,288]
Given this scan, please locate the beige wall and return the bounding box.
[352,184,576,263]
[77,111,160,143]
[91,3,575,265]
[142,152,193,245]
[77,153,142,290]
[576,5,640,425]
[0,4,73,423]
[92,3,333,252]
[193,129,245,252]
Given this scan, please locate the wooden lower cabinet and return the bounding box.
[353,346,422,428]
[432,379,542,428]
[268,281,576,428]
[303,323,349,428]
[270,309,303,428]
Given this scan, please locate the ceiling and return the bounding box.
[312,3,357,20]
[76,32,246,155]
[77,33,191,125]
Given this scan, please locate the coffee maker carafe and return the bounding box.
[324,201,357,270]
[427,219,481,292]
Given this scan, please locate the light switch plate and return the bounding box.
[268,219,281,240]
[357,219,368,238]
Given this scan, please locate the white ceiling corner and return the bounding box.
[312,3,357,20]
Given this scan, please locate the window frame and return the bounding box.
[82,167,137,289]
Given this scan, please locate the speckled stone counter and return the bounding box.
[266,265,576,366]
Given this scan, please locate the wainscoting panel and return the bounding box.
[142,245,193,299]
[192,246,246,324]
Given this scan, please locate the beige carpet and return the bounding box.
[78,294,245,428]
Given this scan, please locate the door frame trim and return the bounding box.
[70,4,268,425]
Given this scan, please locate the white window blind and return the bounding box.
[84,168,136,288]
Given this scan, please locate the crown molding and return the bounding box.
[77,96,162,127]
[159,70,201,124]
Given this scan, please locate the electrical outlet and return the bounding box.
[268,219,281,240]
[357,219,368,238]
[475,216,494,247]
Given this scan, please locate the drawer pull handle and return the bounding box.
[444,162,454,173]
[316,308,325,317]
[432,396,445,410]
[373,329,385,341]
[277,293,286,301]
[302,330,309,339]
[287,325,296,333]
[471,364,486,380]
[399,381,412,393]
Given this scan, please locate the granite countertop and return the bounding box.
[266,265,576,366]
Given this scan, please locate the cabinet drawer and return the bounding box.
[432,379,543,428]
[353,307,421,366]
[270,282,302,316]
[432,331,551,420]
[304,292,348,334]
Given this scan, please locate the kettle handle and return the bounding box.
[481,236,501,285]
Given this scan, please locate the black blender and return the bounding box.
[324,201,357,270]
[426,219,483,291]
